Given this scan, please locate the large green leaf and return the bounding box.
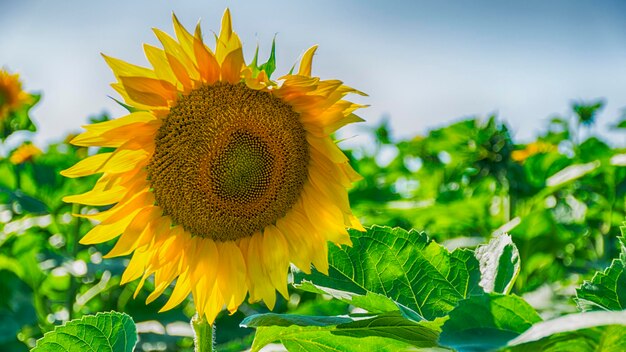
[243,311,440,352]
[506,310,626,351]
[32,312,137,352]
[576,223,626,311]
[439,293,542,352]
[475,234,520,294]
[242,313,352,328]
[577,259,626,311]
[294,226,483,320]
[294,281,422,322]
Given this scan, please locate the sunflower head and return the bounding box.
[62,9,365,323]
[0,69,39,141]
[9,142,42,165]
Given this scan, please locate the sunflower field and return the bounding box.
[2,9,626,352]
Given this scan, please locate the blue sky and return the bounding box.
[1,0,625,147]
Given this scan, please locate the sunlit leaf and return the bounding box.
[576,223,626,311]
[294,226,483,320]
[439,293,541,352]
[475,234,520,294]
[244,311,440,352]
[506,310,626,351]
[32,312,137,352]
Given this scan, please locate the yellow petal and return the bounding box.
[110,82,153,110]
[298,45,318,77]
[348,214,365,232]
[285,207,329,274]
[104,206,160,258]
[261,225,290,299]
[308,166,351,214]
[339,161,363,183]
[155,226,191,267]
[166,52,193,93]
[160,269,191,312]
[71,121,159,148]
[146,259,180,304]
[276,215,312,274]
[121,247,151,284]
[62,148,149,177]
[246,233,276,308]
[306,135,348,164]
[144,44,178,86]
[324,113,365,135]
[203,283,224,324]
[215,241,247,314]
[133,274,149,299]
[310,149,353,188]
[301,186,351,246]
[172,13,195,61]
[79,191,153,244]
[193,36,220,84]
[189,238,219,317]
[121,84,169,107]
[119,76,178,102]
[153,28,199,81]
[102,54,156,79]
[63,173,126,205]
[220,48,244,84]
[76,112,155,136]
[215,8,242,64]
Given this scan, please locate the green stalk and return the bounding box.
[66,203,81,320]
[192,313,215,352]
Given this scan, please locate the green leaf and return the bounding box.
[259,37,277,78]
[294,226,483,320]
[294,281,422,322]
[242,313,352,328]
[439,293,542,352]
[0,186,48,215]
[0,93,40,141]
[576,222,626,311]
[506,310,626,351]
[245,312,440,352]
[247,38,277,79]
[475,234,520,294]
[32,311,137,352]
[332,312,440,347]
[577,259,626,311]
[572,99,604,126]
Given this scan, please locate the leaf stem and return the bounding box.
[192,313,215,352]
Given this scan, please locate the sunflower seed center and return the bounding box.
[148,83,309,241]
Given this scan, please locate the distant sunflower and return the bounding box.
[0,69,31,121]
[62,9,365,323]
[511,141,556,163]
[9,142,42,164]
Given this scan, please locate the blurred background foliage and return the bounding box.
[0,72,625,351]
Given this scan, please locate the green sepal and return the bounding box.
[247,37,277,79]
[108,95,145,113]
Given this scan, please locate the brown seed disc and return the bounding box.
[148,82,309,241]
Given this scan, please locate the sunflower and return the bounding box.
[511,140,556,163]
[0,69,31,121]
[62,9,365,323]
[9,142,42,164]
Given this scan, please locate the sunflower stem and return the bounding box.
[66,203,81,320]
[192,313,215,352]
